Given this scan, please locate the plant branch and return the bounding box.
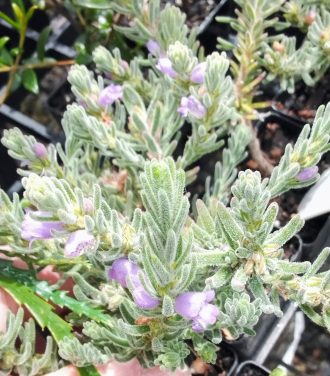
[0,59,74,73]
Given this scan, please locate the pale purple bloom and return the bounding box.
[191,62,207,84]
[178,96,206,119]
[147,40,161,56]
[33,143,47,159]
[99,84,123,107]
[156,58,177,78]
[297,166,319,181]
[108,257,160,309]
[64,229,96,258]
[108,257,139,288]
[175,290,219,332]
[21,211,64,242]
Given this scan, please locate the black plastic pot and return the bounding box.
[197,0,229,35]
[235,361,270,376]
[227,301,297,364]
[198,0,235,55]
[302,215,330,271]
[0,141,18,193]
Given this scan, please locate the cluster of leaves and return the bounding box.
[0,0,49,96]
[217,0,330,110]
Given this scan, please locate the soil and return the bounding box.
[274,70,330,124]
[188,345,236,375]
[236,363,269,376]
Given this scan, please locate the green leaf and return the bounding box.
[73,0,113,9]
[0,11,19,29]
[25,5,39,23]
[0,47,14,66]
[12,3,24,25]
[0,36,9,50]
[78,365,103,376]
[0,275,72,343]
[22,68,39,94]
[37,26,51,61]
[0,260,112,325]
[0,269,101,376]
[36,281,112,325]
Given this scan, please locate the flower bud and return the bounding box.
[83,197,94,214]
[146,40,161,56]
[304,10,316,26]
[156,58,177,78]
[33,143,48,159]
[191,62,207,84]
[296,166,318,181]
[272,41,285,53]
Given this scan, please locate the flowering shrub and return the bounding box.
[1,0,330,375]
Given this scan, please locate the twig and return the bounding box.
[0,59,74,73]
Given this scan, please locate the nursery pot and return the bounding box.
[235,361,270,376]
[302,215,330,270]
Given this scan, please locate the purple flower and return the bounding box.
[64,229,96,258]
[21,211,64,242]
[147,40,161,56]
[175,290,219,332]
[108,257,139,288]
[178,96,206,119]
[108,257,160,309]
[191,62,207,84]
[33,143,47,159]
[156,58,177,78]
[297,166,319,182]
[99,84,123,107]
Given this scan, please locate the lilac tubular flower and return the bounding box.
[108,257,139,288]
[108,257,160,309]
[297,166,319,182]
[64,229,96,258]
[190,62,207,84]
[33,143,47,159]
[175,290,219,332]
[178,96,206,119]
[99,84,123,107]
[156,58,177,78]
[147,40,161,56]
[21,211,64,242]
